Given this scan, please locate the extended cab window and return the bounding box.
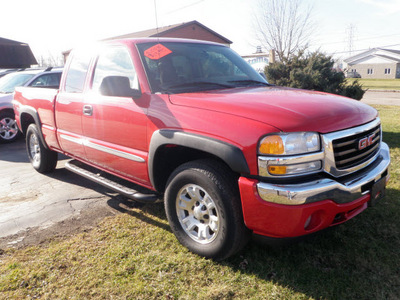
[64,51,91,93]
[92,46,138,92]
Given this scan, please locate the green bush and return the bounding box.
[265,51,365,100]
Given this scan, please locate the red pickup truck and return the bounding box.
[13,38,390,260]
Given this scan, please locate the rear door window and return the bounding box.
[64,51,91,93]
[92,46,138,92]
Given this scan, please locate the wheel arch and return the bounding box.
[19,106,49,150]
[148,130,250,192]
[0,107,14,116]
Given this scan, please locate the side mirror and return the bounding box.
[99,76,141,99]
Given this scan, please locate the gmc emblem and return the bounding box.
[358,133,376,150]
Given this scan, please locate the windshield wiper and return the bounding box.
[165,81,234,90]
[228,80,272,87]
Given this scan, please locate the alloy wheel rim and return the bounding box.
[176,184,220,244]
[29,133,40,163]
[0,117,18,140]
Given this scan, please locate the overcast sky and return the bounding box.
[1,0,400,61]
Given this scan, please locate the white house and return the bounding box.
[343,48,400,79]
[242,47,276,74]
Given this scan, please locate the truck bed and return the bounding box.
[13,86,60,149]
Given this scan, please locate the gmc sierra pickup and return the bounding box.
[13,38,390,260]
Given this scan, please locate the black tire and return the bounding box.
[26,124,58,173]
[164,159,250,260]
[0,110,20,143]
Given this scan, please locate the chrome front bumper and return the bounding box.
[257,142,390,205]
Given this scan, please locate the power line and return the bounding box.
[166,0,206,14]
[352,32,400,42]
[312,32,400,47]
[327,43,400,56]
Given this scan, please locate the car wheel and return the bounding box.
[164,159,250,260]
[26,124,58,173]
[0,110,20,143]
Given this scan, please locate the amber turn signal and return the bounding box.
[268,165,287,175]
[259,135,284,155]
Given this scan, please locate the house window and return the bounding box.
[367,68,374,75]
[385,68,391,74]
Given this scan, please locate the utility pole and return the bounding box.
[346,24,356,56]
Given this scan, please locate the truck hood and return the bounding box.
[168,87,378,133]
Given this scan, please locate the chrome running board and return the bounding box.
[65,160,160,203]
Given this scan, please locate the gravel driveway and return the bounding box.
[361,90,400,106]
[0,140,136,249]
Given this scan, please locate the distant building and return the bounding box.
[242,47,276,74]
[0,37,37,68]
[343,48,400,79]
[106,20,232,46]
[63,20,232,62]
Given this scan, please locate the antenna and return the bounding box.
[154,0,160,36]
[153,0,162,76]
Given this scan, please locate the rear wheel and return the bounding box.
[26,124,58,173]
[165,159,250,260]
[0,110,20,143]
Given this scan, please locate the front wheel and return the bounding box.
[26,124,58,173]
[164,159,250,260]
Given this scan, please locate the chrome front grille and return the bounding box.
[322,118,382,178]
[332,123,381,169]
[257,118,383,179]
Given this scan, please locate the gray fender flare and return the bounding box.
[148,130,250,189]
[18,106,49,150]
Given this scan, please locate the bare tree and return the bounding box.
[37,52,64,68]
[255,0,314,62]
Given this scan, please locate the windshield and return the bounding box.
[137,42,269,94]
[0,73,35,94]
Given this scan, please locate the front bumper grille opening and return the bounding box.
[332,205,365,225]
[333,213,345,224]
[333,124,381,169]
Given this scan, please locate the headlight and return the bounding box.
[259,132,320,155]
[258,132,323,177]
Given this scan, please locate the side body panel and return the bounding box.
[55,92,86,157]
[54,49,92,158]
[145,92,278,177]
[13,87,61,150]
[82,92,150,185]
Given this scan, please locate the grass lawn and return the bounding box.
[1,105,399,299]
[346,78,400,90]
